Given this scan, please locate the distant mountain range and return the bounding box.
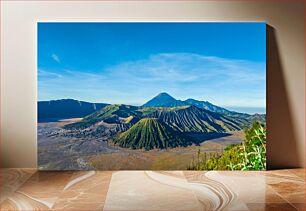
[38,99,108,121]
[39,93,266,150]
[38,92,263,121]
[142,92,254,116]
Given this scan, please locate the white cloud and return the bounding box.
[38,69,62,79]
[51,54,60,63]
[105,53,266,84]
[38,53,266,108]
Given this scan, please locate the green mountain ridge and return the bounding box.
[148,105,242,133]
[113,118,192,150]
[64,104,141,129]
[62,93,266,151]
[65,102,262,133]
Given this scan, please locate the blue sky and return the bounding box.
[38,22,266,114]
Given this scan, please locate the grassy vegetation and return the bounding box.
[64,104,140,129]
[139,106,190,116]
[138,107,160,116]
[113,118,192,150]
[187,121,266,170]
[148,105,243,133]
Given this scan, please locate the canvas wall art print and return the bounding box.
[38,22,266,170]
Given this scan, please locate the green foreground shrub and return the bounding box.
[188,122,266,170]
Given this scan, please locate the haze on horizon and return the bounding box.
[38,22,266,114]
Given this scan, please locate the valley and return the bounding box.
[38,92,265,170]
[38,118,244,170]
